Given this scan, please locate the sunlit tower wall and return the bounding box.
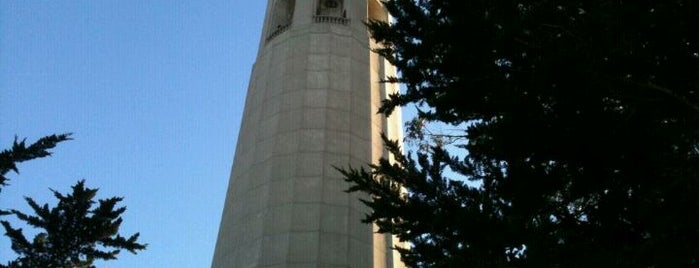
[212,0,404,267]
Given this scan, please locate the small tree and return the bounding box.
[1,134,146,267]
[1,181,146,268]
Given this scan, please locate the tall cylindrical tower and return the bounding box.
[212,1,404,267]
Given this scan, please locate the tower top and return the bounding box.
[261,0,388,45]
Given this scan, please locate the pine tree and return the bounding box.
[1,181,146,268]
[1,135,146,267]
[340,1,699,266]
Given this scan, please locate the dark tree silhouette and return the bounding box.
[1,135,146,267]
[1,181,146,268]
[0,134,72,190]
[339,1,699,267]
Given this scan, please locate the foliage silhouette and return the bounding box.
[1,135,146,267]
[0,134,72,190]
[339,1,699,267]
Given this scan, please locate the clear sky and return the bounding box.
[0,1,267,266]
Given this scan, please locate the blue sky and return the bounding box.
[0,1,267,266]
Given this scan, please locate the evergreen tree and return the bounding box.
[1,135,146,267]
[339,1,699,267]
[1,181,146,268]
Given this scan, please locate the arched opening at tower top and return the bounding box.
[267,0,295,39]
[368,0,388,22]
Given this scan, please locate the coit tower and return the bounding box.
[212,0,404,267]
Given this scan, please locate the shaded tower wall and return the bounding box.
[212,0,404,267]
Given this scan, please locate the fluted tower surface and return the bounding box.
[212,0,404,267]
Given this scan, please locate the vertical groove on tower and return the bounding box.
[212,1,404,267]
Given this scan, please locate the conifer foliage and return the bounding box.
[340,1,699,267]
[1,181,146,268]
[0,134,72,189]
[1,135,146,267]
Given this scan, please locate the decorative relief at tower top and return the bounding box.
[314,0,349,25]
[318,0,342,15]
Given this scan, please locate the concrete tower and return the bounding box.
[212,0,404,267]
